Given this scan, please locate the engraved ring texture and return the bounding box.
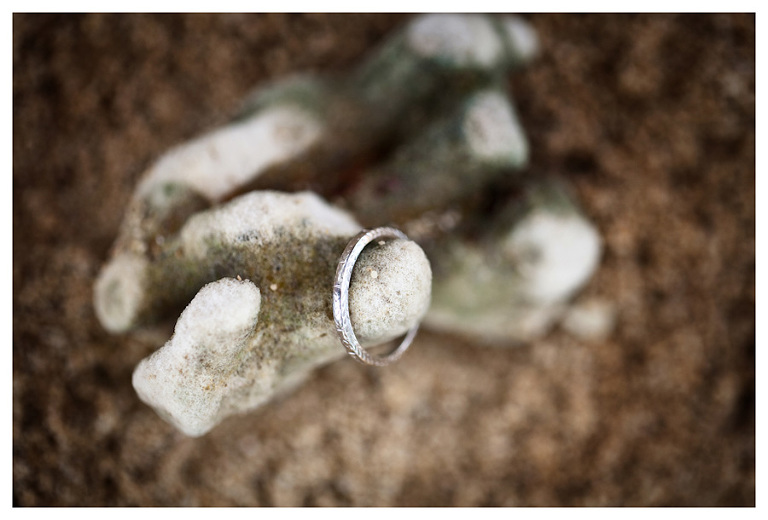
[332,227,420,366]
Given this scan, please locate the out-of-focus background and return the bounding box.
[13,14,754,506]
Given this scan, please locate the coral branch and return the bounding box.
[121,192,431,436]
[111,15,539,260]
[344,87,528,226]
[92,14,606,436]
[425,178,602,344]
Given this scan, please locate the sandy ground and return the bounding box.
[13,14,754,506]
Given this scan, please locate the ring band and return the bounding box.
[332,227,420,366]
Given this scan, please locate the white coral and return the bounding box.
[133,278,263,436]
[502,211,602,305]
[128,192,432,436]
[137,105,322,202]
[463,89,528,165]
[407,14,503,68]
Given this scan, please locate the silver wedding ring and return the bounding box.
[332,227,419,366]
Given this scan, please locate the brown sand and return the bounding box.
[13,14,754,506]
